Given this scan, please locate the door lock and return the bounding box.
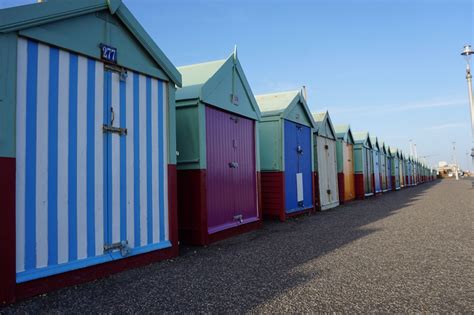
[234,214,243,223]
[228,162,239,168]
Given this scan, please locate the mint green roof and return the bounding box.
[176,51,261,120]
[334,124,355,144]
[177,60,226,100]
[255,90,315,128]
[370,136,380,151]
[353,131,372,148]
[0,0,182,86]
[312,111,336,140]
[390,148,401,158]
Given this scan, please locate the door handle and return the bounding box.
[110,107,115,126]
[228,162,239,168]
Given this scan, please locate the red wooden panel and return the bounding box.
[313,171,321,211]
[261,172,285,221]
[354,173,365,200]
[177,169,208,245]
[0,157,15,304]
[337,172,345,204]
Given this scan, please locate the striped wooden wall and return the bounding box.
[16,38,170,283]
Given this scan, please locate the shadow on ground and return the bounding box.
[2,181,441,313]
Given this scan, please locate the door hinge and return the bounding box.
[103,125,128,136]
[234,214,243,223]
[104,240,131,257]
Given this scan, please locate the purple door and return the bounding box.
[205,106,258,234]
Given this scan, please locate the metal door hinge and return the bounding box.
[234,214,243,223]
[104,240,131,257]
[103,125,127,136]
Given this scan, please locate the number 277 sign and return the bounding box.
[100,44,117,63]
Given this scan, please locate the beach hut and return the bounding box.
[400,152,406,188]
[379,141,388,192]
[406,156,413,186]
[313,112,339,210]
[0,0,182,303]
[390,148,401,190]
[334,125,356,203]
[353,132,374,199]
[175,51,261,245]
[385,144,393,191]
[370,137,382,194]
[256,90,315,221]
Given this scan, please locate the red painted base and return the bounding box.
[337,173,345,204]
[313,171,321,211]
[11,164,179,303]
[177,169,261,246]
[0,157,16,304]
[391,176,397,191]
[354,173,365,200]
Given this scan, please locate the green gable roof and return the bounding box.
[312,111,336,140]
[176,51,261,120]
[0,0,181,86]
[370,137,380,151]
[390,147,400,158]
[353,131,372,149]
[255,90,315,128]
[334,124,355,144]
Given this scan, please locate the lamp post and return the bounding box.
[461,45,474,185]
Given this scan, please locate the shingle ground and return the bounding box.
[2,179,473,313]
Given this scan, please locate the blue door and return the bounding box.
[284,120,313,213]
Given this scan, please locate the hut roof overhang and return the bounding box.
[312,111,336,140]
[0,0,182,86]
[255,90,316,128]
[334,124,355,144]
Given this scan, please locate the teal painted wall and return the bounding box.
[285,103,313,128]
[202,58,259,121]
[176,102,206,170]
[168,84,177,164]
[258,119,282,171]
[336,140,344,173]
[353,145,364,173]
[19,10,168,81]
[0,33,18,158]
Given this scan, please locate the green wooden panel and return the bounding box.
[285,102,313,127]
[202,57,258,121]
[19,11,169,81]
[0,33,17,158]
[353,145,364,173]
[258,120,282,171]
[176,103,205,170]
[336,140,344,173]
[167,83,177,165]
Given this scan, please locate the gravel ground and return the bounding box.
[2,179,473,313]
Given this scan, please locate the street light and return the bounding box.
[461,44,474,185]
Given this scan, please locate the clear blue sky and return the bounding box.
[1,0,473,169]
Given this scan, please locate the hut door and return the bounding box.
[205,107,257,234]
[284,121,312,212]
[364,149,372,194]
[326,139,338,204]
[387,159,392,190]
[316,136,329,207]
[344,143,355,200]
[373,151,381,192]
[15,38,169,283]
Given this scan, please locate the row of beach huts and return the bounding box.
[0,0,436,303]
